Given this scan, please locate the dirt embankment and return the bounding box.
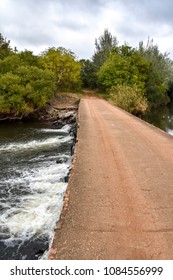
[31,93,80,123]
[0,93,80,123]
[49,97,173,260]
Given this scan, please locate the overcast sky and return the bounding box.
[0,0,173,59]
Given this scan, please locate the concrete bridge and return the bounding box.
[49,97,173,260]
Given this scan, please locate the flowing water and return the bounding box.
[0,121,74,260]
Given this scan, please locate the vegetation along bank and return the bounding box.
[0,29,173,119]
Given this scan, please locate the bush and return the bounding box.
[109,85,148,115]
[0,67,56,116]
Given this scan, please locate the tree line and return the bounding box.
[1,30,173,118]
[80,29,173,114]
[0,34,81,118]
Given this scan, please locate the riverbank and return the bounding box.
[0,92,80,123]
[34,93,80,123]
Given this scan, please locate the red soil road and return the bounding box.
[49,97,173,260]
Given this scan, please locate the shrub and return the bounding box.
[109,85,148,115]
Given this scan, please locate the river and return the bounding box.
[142,104,173,135]
[0,121,74,260]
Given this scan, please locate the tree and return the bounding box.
[167,80,173,102]
[0,72,30,115]
[0,34,82,118]
[41,47,81,91]
[0,33,13,59]
[0,50,56,117]
[0,66,55,116]
[138,39,173,106]
[93,29,118,70]
[98,46,150,93]
[95,29,118,53]
[15,66,56,108]
[0,54,21,74]
[80,59,97,89]
[19,50,42,67]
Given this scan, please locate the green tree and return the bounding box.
[98,46,149,92]
[15,66,56,108]
[0,58,56,116]
[0,33,13,59]
[80,59,97,89]
[41,47,81,91]
[0,51,42,75]
[167,80,173,102]
[0,72,30,115]
[138,39,173,106]
[19,50,42,67]
[0,54,21,74]
[93,29,118,70]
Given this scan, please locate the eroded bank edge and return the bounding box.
[48,100,81,260]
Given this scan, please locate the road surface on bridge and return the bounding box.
[49,97,173,260]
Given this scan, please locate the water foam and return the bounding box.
[0,124,74,259]
[0,135,72,153]
[0,161,70,239]
[40,124,71,134]
[1,182,67,238]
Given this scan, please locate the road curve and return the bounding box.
[49,97,173,260]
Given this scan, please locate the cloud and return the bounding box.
[0,0,173,58]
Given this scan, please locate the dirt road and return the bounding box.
[49,97,173,260]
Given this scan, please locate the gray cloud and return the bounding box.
[119,0,173,24]
[0,0,173,58]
